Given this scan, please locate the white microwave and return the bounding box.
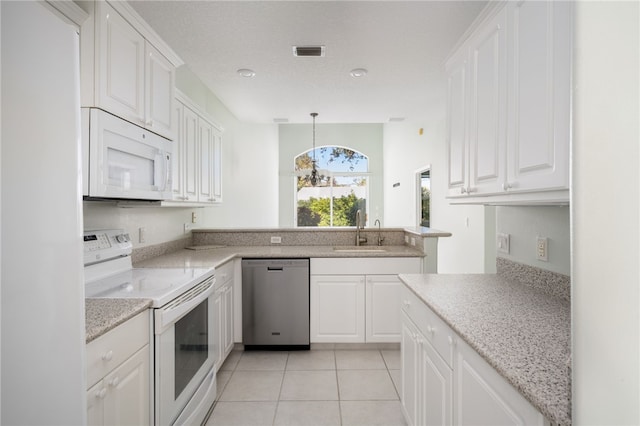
[82,108,173,201]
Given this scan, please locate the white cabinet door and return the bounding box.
[103,345,150,426]
[97,2,145,126]
[183,105,199,202]
[145,42,175,139]
[213,286,224,371]
[421,335,453,425]
[454,339,545,425]
[171,101,184,198]
[198,118,215,203]
[212,131,223,203]
[468,6,507,196]
[310,275,365,343]
[446,47,469,198]
[222,281,234,357]
[505,0,571,194]
[87,381,105,426]
[401,314,420,426]
[366,275,402,343]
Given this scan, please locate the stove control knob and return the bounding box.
[116,234,128,243]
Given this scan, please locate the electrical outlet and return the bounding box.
[191,211,198,224]
[139,227,146,244]
[410,237,416,246]
[497,233,510,254]
[270,236,282,244]
[404,235,409,243]
[536,236,548,261]
[184,223,192,234]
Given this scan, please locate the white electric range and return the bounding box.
[84,229,218,426]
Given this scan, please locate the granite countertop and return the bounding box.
[134,244,424,269]
[85,298,151,343]
[399,273,571,426]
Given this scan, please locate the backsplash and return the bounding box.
[132,236,191,264]
[497,257,570,301]
[191,228,409,248]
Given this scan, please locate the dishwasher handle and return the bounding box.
[267,266,284,271]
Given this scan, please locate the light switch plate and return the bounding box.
[497,233,510,254]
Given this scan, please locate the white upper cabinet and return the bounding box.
[80,1,181,140]
[446,1,571,204]
[505,1,571,194]
[172,92,224,205]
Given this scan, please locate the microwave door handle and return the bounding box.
[164,153,171,191]
[153,151,162,190]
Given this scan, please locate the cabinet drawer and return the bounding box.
[216,260,234,286]
[401,286,455,367]
[86,310,150,387]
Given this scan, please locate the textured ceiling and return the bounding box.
[129,1,487,124]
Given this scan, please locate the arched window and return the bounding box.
[294,146,369,227]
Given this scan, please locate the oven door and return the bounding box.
[154,277,218,426]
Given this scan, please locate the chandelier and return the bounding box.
[307,112,325,186]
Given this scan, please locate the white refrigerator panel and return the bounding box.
[1,1,86,424]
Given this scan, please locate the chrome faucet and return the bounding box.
[355,209,367,246]
[374,219,385,246]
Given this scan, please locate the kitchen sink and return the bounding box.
[332,246,387,253]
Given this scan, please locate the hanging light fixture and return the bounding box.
[308,112,324,186]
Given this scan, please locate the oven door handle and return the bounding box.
[155,276,216,332]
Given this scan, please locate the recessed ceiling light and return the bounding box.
[350,68,368,78]
[237,68,256,78]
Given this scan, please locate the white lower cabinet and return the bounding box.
[310,257,421,343]
[401,312,453,426]
[400,286,547,426]
[454,338,546,425]
[214,260,235,371]
[86,311,150,426]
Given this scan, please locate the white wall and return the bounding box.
[278,123,384,227]
[382,117,489,274]
[496,206,570,275]
[572,1,639,423]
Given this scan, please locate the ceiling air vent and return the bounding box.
[293,45,325,57]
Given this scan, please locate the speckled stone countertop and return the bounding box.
[134,245,424,269]
[85,298,151,343]
[399,273,571,426]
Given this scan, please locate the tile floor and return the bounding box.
[205,349,407,426]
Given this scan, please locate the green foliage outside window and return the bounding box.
[297,192,366,227]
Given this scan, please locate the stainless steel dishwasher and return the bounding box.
[242,258,310,350]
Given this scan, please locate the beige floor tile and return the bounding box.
[340,401,407,426]
[381,349,401,369]
[236,351,289,371]
[337,370,399,400]
[205,401,277,426]
[389,369,401,397]
[286,350,336,370]
[274,401,341,426]
[220,350,242,371]
[216,370,232,400]
[280,370,339,401]
[219,370,283,401]
[335,350,386,370]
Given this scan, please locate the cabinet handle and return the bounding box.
[502,182,512,191]
[101,350,113,362]
[466,186,476,194]
[427,325,436,335]
[108,377,120,388]
[96,388,107,399]
[402,300,410,309]
[448,335,456,346]
[460,187,467,194]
